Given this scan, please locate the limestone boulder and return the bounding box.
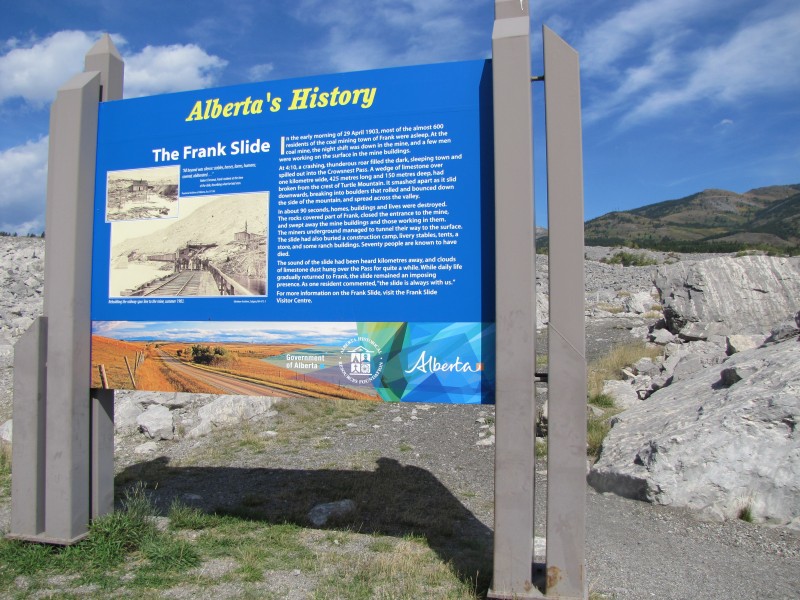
[186,395,279,438]
[655,255,800,340]
[601,380,639,410]
[137,404,174,440]
[588,338,800,526]
[624,291,658,315]
[0,419,11,445]
[726,334,767,355]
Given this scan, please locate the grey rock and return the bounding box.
[0,343,13,369]
[588,338,800,526]
[726,334,766,355]
[650,328,676,345]
[655,255,800,339]
[155,393,191,409]
[137,404,174,440]
[632,357,659,377]
[666,341,727,383]
[115,397,144,430]
[134,441,159,454]
[588,405,605,417]
[0,419,11,444]
[187,395,278,438]
[624,291,657,314]
[763,317,800,344]
[307,499,356,526]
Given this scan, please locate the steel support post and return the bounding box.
[42,68,102,544]
[543,26,587,600]
[7,34,123,544]
[90,389,115,519]
[489,1,541,598]
[85,35,123,521]
[9,318,47,539]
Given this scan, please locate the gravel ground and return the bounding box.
[105,396,799,600]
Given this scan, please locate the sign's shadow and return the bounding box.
[116,456,493,589]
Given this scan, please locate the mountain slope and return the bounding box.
[584,184,800,251]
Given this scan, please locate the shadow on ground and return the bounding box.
[116,456,494,592]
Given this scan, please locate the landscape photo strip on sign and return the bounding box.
[90,60,495,403]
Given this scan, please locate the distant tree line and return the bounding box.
[585,236,799,256]
[0,231,45,238]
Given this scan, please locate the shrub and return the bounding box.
[602,251,658,267]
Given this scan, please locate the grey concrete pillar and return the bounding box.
[490,1,541,598]
[543,26,587,600]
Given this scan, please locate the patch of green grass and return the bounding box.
[587,416,611,459]
[0,537,55,586]
[398,441,414,452]
[0,444,11,498]
[535,438,548,458]
[738,503,754,523]
[0,484,203,594]
[313,534,481,600]
[589,393,616,409]
[168,500,214,530]
[141,536,200,572]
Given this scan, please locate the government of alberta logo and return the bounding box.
[338,336,384,385]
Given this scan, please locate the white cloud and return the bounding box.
[584,46,677,124]
[0,30,228,105]
[123,43,228,98]
[247,62,275,82]
[0,30,98,106]
[578,0,719,74]
[624,7,800,124]
[577,0,800,127]
[0,136,49,234]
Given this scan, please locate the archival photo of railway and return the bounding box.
[106,165,180,222]
[108,192,268,297]
[90,321,381,401]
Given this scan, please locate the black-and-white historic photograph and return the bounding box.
[108,192,268,297]
[106,165,180,222]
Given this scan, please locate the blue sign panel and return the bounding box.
[91,60,494,403]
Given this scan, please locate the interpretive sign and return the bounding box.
[91,60,495,403]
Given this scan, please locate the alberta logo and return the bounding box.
[338,336,384,385]
[404,350,482,374]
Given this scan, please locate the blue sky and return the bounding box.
[92,320,358,345]
[1,0,798,234]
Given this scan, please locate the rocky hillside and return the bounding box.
[584,184,800,252]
